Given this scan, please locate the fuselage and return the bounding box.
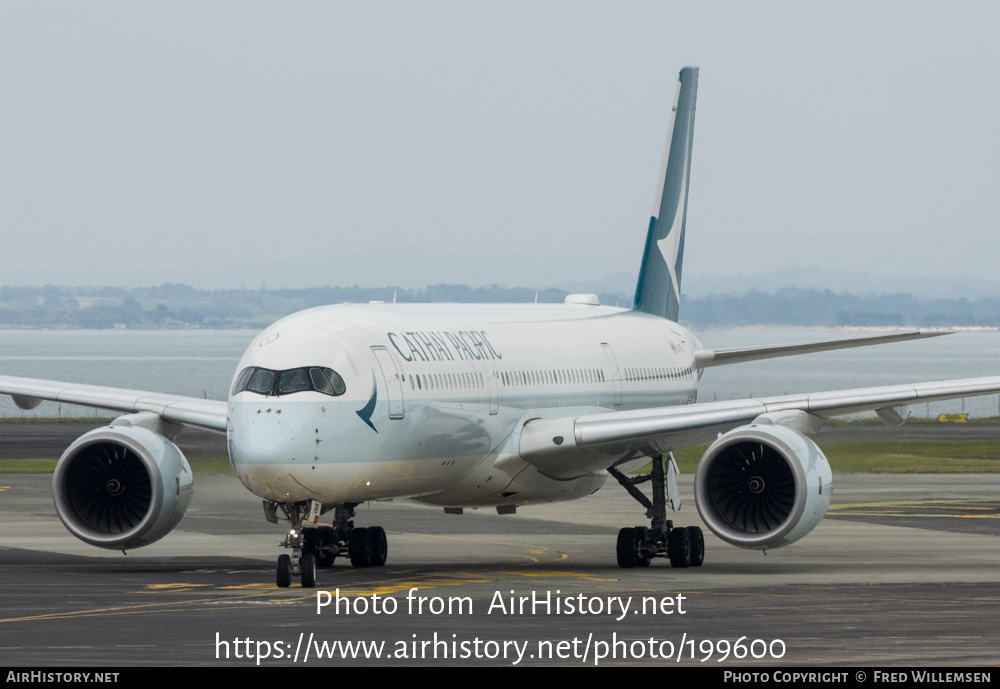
[226,301,701,509]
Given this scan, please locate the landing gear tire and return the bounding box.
[633,527,652,567]
[687,526,705,567]
[276,554,291,588]
[368,526,387,567]
[301,553,317,588]
[668,527,692,568]
[349,527,372,568]
[315,525,336,566]
[610,454,707,569]
[616,527,638,568]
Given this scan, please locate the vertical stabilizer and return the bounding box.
[633,66,698,321]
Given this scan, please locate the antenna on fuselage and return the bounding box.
[393,290,397,304]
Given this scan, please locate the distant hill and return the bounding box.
[1,283,997,329]
[679,288,1000,328]
[683,267,1000,300]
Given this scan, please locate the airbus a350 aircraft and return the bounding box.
[3,67,999,588]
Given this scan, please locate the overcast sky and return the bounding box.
[2,2,999,289]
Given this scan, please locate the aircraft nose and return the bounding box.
[228,401,314,466]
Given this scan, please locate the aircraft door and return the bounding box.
[371,346,405,420]
[601,342,622,410]
[475,345,499,415]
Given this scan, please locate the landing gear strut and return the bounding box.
[608,453,704,569]
[267,500,388,587]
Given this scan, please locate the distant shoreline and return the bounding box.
[4,284,1000,329]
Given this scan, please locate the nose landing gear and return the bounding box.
[266,500,387,587]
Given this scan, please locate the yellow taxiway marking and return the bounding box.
[691,584,1000,608]
[395,530,553,550]
[370,529,573,565]
[954,514,1000,519]
[0,590,288,624]
[314,575,494,597]
[830,499,996,509]
[321,583,460,596]
[830,499,1000,518]
[835,512,1000,518]
[494,570,618,582]
[703,592,1000,607]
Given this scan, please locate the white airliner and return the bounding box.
[3,67,999,588]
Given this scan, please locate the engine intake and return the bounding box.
[53,426,193,550]
[694,424,831,550]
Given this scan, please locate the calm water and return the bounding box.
[0,327,997,418]
[694,327,1000,418]
[0,329,254,418]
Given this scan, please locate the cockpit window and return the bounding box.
[233,366,347,397]
[308,368,335,395]
[278,368,311,394]
[233,367,253,396]
[309,367,347,396]
[246,368,277,395]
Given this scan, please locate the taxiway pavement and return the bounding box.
[1,459,997,666]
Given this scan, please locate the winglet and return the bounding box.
[633,66,699,321]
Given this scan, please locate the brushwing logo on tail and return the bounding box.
[655,164,687,308]
[632,66,697,322]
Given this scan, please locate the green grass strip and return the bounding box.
[0,459,59,473]
[822,440,1000,473]
[0,456,234,476]
[5,442,1000,476]
[641,440,1000,474]
[0,417,115,424]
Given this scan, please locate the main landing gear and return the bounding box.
[266,500,388,588]
[608,453,705,569]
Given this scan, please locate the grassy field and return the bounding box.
[0,417,115,424]
[0,455,234,476]
[3,417,999,475]
[0,458,59,474]
[644,439,1000,474]
[12,444,993,476]
[821,440,1000,472]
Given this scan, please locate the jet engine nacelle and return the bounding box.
[694,424,832,550]
[52,426,193,550]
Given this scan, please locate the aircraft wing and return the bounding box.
[692,330,949,368]
[519,376,1000,479]
[0,375,227,432]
